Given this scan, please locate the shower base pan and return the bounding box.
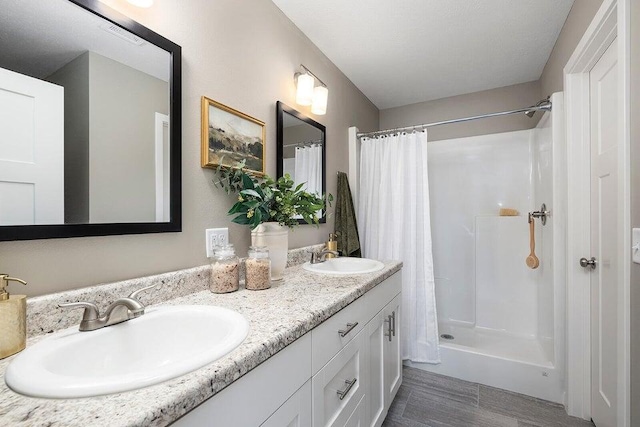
[406,323,564,404]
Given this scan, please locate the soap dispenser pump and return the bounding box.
[325,233,338,259]
[0,274,27,359]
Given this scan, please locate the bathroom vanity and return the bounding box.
[175,268,402,427]
[0,254,402,426]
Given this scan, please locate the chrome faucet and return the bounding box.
[59,284,157,331]
[310,249,340,264]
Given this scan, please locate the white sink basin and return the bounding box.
[5,305,249,398]
[302,257,385,275]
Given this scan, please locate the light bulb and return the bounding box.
[311,86,328,115]
[127,0,154,8]
[296,73,314,106]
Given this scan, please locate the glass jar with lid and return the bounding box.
[245,246,271,291]
[210,244,239,293]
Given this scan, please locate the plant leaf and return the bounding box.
[242,173,255,190]
[240,189,262,199]
[232,214,251,225]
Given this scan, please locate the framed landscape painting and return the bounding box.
[201,97,266,175]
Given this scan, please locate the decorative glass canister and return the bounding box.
[245,246,271,291]
[251,222,288,281]
[210,244,239,293]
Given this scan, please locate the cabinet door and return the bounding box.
[344,395,366,427]
[384,294,402,406]
[312,330,366,427]
[261,380,311,427]
[366,309,387,427]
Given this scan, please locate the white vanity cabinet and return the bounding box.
[261,380,312,427]
[173,271,401,427]
[310,272,402,427]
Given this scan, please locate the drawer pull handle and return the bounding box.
[385,315,392,342]
[336,378,357,400]
[391,311,396,337]
[338,322,359,338]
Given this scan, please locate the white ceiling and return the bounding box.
[0,0,169,82]
[271,0,574,109]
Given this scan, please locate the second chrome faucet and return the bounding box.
[59,284,157,331]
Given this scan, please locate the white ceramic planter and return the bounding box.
[251,222,288,281]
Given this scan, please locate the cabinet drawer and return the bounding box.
[311,293,368,374]
[362,271,402,322]
[312,330,366,427]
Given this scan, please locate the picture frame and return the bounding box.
[201,96,266,175]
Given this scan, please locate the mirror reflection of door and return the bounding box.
[0,68,64,225]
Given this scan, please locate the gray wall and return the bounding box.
[88,52,168,223]
[539,0,605,96]
[0,0,378,297]
[47,53,90,224]
[631,1,639,425]
[379,81,541,142]
[283,123,323,158]
[379,0,604,141]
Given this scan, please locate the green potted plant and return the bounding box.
[214,161,331,280]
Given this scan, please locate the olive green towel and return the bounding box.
[335,172,361,257]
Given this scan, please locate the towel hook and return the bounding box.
[530,203,549,226]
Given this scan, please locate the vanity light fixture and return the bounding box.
[295,65,328,115]
[312,85,328,115]
[127,0,154,7]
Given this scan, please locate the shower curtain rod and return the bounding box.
[283,139,323,148]
[356,98,552,138]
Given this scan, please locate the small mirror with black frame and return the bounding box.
[276,101,326,224]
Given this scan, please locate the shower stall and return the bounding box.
[349,92,566,403]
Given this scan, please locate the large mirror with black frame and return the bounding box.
[276,101,326,224]
[0,0,182,241]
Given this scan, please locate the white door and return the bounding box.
[384,294,402,406]
[154,112,170,222]
[0,67,64,225]
[588,39,619,427]
[366,309,387,427]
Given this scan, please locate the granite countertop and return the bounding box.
[0,259,402,427]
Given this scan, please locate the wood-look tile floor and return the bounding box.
[383,367,595,427]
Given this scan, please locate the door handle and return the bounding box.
[390,311,396,337]
[579,257,597,270]
[384,314,393,342]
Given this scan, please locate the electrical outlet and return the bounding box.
[205,228,229,257]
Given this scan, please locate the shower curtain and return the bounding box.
[294,144,323,195]
[358,131,440,363]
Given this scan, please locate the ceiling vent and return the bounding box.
[100,23,145,46]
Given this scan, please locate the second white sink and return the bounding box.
[5,305,249,398]
[302,257,385,275]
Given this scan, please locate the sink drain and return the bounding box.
[440,334,454,340]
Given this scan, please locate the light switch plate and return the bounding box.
[205,228,229,258]
[633,228,640,264]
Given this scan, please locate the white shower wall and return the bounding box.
[428,129,538,335]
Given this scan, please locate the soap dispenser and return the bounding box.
[325,233,338,258]
[0,274,27,359]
